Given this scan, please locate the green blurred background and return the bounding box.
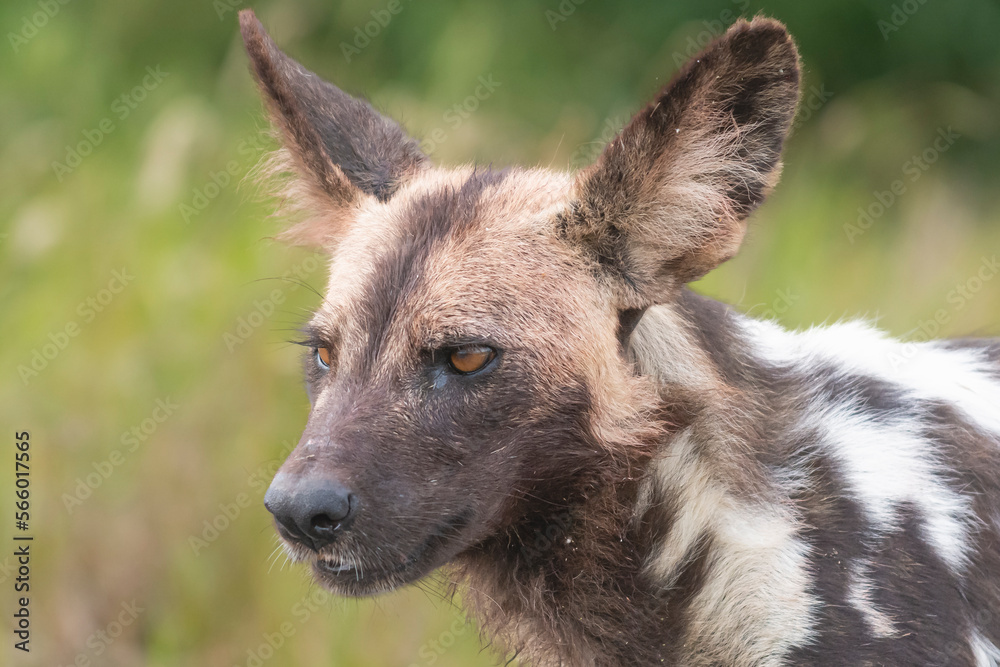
[3,0,1000,665]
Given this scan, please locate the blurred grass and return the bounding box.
[2,0,999,665]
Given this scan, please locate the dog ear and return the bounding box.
[562,17,800,307]
[238,9,428,246]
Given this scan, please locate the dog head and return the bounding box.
[239,9,799,595]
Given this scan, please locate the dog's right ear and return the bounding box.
[239,9,428,246]
[562,18,799,307]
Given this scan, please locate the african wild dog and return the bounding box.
[239,9,1000,666]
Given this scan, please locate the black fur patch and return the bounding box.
[617,307,647,352]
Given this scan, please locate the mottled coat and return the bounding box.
[239,10,1000,666]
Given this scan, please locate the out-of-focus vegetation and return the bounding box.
[2,0,1000,665]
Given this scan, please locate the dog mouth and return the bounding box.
[311,510,473,594]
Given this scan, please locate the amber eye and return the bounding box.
[448,345,496,374]
[315,347,332,370]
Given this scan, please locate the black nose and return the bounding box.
[264,472,357,550]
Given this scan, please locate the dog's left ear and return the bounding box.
[563,18,800,307]
[239,9,428,246]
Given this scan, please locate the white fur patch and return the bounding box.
[632,305,721,392]
[743,318,1000,437]
[845,560,896,638]
[741,317,987,574]
[641,429,817,663]
[818,406,973,572]
[972,629,1000,667]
